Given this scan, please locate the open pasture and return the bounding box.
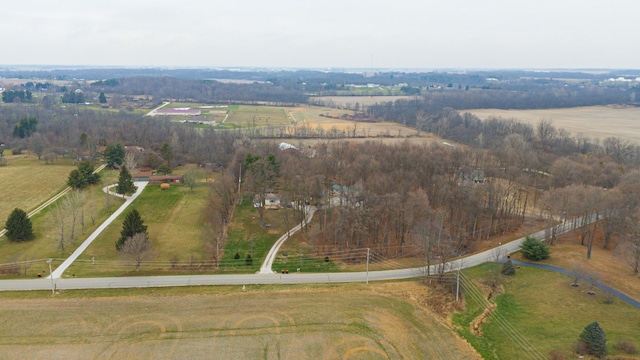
[225,105,290,126]
[0,282,479,359]
[0,155,74,222]
[468,105,640,144]
[290,106,413,136]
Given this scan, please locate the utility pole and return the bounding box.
[238,162,242,194]
[456,270,460,302]
[47,259,54,294]
[366,248,370,285]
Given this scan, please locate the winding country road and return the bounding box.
[1,220,582,292]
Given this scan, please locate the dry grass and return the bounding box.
[467,105,640,144]
[0,155,75,221]
[513,231,640,302]
[288,105,440,141]
[0,282,479,360]
[311,95,415,107]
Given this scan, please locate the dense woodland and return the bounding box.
[1,68,640,274]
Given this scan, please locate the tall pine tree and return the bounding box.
[5,208,34,242]
[116,165,136,195]
[116,209,148,250]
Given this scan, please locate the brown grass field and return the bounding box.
[288,105,439,141]
[0,155,75,222]
[0,282,479,360]
[468,105,640,144]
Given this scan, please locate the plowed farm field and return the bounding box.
[0,283,479,359]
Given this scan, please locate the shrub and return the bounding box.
[245,254,253,266]
[548,349,565,360]
[501,259,516,276]
[324,256,330,263]
[580,322,607,358]
[234,252,240,260]
[573,340,589,356]
[614,339,638,354]
[521,236,550,261]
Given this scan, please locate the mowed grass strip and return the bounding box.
[225,105,290,127]
[0,155,75,221]
[72,184,208,276]
[457,264,640,359]
[0,169,124,274]
[0,282,479,359]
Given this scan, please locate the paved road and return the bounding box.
[145,101,170,116]
[513,260,640,309]
[1,219,585,292]
[49,181,148,279]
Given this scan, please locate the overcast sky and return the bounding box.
[1,0,638,69]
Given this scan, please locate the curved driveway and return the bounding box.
[49,181,148,279]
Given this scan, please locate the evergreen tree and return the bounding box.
[67,169,88,189]
[521,236,550,261]
[116,165,136,195]
[104,143,125,168]
[78,160,100,184]
[116,209,148,250]
[5,208,34,242]
[580,322,607,358]
[160,143,174,167]
[98,92,107,104]
[501,259,516,276]
[246,254,253,266]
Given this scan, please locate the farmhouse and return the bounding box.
[133,172,153,182]
[149,175,184,185]
[253,190,282,209]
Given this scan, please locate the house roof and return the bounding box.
[150,175,183,181]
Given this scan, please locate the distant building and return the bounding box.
[155,109,201,116]
[149,175,184,185]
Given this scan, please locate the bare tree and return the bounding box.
[123,152,138,174]
[50,202,67,252]
[183,167,201,191]
[120,233,152,271]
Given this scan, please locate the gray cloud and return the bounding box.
[1,0,638,68]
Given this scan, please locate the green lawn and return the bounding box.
[454,263,640,359]
[219,197,287,273]
[69,183,209,277]
[0,168,124,276]
[0,155,75,221]
[225,105,290,127]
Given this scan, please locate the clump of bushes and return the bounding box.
[614,339,638,354]
[548,349,565,360]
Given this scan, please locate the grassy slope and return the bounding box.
[456,263,640,359]
[0,155,75,221]
[0,168,124,271]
